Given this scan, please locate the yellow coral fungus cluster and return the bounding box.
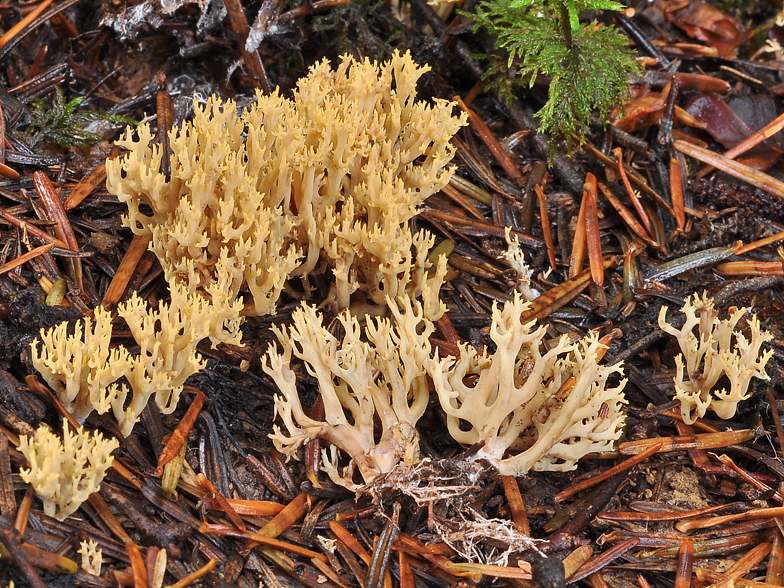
[106,50,466,316]
[263,296,435,490]
[429,293,627,475]
[18,419,118,520]
[658,292,773,424]
[31,264,242,436]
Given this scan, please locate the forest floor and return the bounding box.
[3,0,784,587]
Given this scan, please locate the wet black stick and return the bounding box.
[0,524,48,588]
[548,474,625,545]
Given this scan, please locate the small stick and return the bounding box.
[223,0,270,92]
[0,432,16,518]
[555,443,661,502]
[156,76,172,180]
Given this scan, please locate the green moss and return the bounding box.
[468,0,641,155]
[25,87,137,149]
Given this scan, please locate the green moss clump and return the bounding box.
[469,0,641,153]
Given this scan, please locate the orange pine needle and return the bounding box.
[698,110,784,178]
[0,243,53,276]
[502,476,530,536]
[675,139,784,201]
[674,539,694,588]
[0,209,67,247]
[455,95,523,186]
[0,0,53,50]
[535,185,557,270]
[329,521,372,565]
[583,173,604,286]
[33,171,83,289]
[64,162,106,210]
[670,154,686,230]
[200,523,326,560]
[598,183,657,248]
[101,234,152,307]
[570,184,588,278]
[736,231,784,255]
[521,256,619,323]
[676,505,784,532]
[126,543,148,588]
[619,429,756,455]
[169,558,217,588]
[614,148,656,240]
[155,390,205,476]
[212,498,285,517]
[197,473,246,531]
[716,261,784,277]
[555,443,661,502]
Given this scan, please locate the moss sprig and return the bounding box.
[470,0,641,154]
[26,86,137,149]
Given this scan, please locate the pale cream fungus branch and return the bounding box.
[263,296,436,490]
[265,290,628,488]
[31,261,243,437]
[658,292,773,424]
[18,418,118,521]
[427,292,628,476]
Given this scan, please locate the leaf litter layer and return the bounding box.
[2,0,784,587]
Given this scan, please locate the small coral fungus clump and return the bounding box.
[263,295,437,490]
[106,50,467,316]
[31,265,242,437]
[429,292,627,476]
[18,419,118,521]
[659,292,773,424]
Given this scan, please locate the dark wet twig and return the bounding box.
[0,521,48,588]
